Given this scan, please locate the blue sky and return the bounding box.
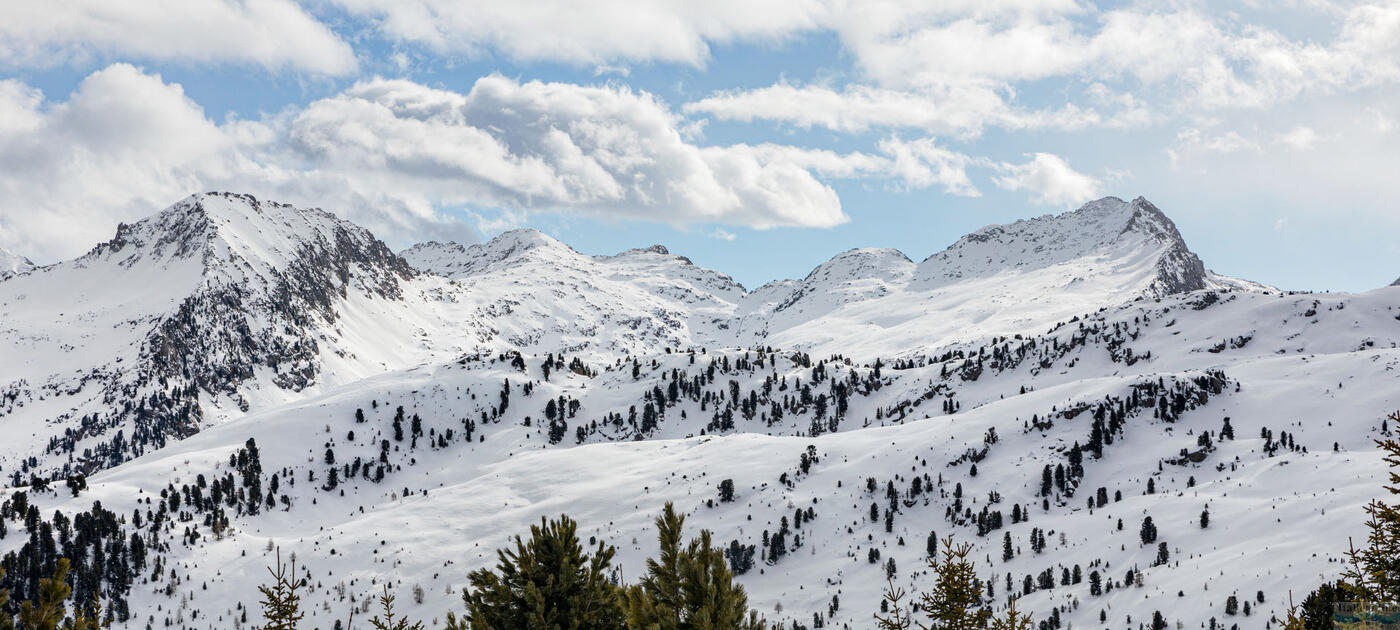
[0,1,1398,291]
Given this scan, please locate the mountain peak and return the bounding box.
[918,195,1206,297]
[0,247,35,280]
[403,229,579,278]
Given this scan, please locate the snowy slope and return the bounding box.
[1,191,1386,630]
[4,285,1396,630]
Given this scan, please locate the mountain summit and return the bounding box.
[0,247,34,280]
[917,196,1206,296]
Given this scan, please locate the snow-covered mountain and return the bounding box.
[0,247,33,280]
[0,192,1391,630]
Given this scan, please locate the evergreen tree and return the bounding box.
[449,514,624,629]
[16,559,73,630]
[1140,517,1158,545]
[919,536,991,630]
[988,597,1032,630]
[257,549,304,630]
[1343,426,1400,604]
[624,502,767,629]
[369,586,423,630]
[1295,581,1360,630]
[874,577,915,630]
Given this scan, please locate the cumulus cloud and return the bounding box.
[0,66,876,261]
[686,81,1151,137]
[1277,126,1321,150]
[679,2,1400,136]
[878,137,980,197]
[0,0,356,74]
[992,153,1102,207]
[0,63,1112,262]
[331,0,828,67]
[287,76,851,230]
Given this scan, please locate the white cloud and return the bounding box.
[332,0,828,67]
[0,64,1130,261]
[991,153,1102,207]
[1278,126,1320,150]
[680,2,1400,135]
[0,67,869,261]
[686,81,1151,136]
[0,0,356,74]
[1364,107,1397,133]
[288,75,851,230]
[1167,127,1262,168]
[878,137,980,197]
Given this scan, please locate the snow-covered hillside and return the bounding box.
[0,192,1392,630]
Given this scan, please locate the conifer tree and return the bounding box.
[12,559,73,630]
[449,514,624,630]
[258,549,304,630]
[874,577,915,630]
[624,502,767,629]
[1344,422,1400,605]
[369,586,421,630]
[0,567,11,630]
[988,597,1032,630]
[920,536,991,630]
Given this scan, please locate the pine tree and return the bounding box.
[624,502,767,629]
[369,586,422,630]
[1140,517,1157,545]
[988,597,1032,630]
[64,590,111,630]
[874,577,915,630]
[16,559,72,630]
[0,567,11,630]
[1343,425,1400,605]
[450,514,624,629]
[258,549,304,630]
[919,536,991,630]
